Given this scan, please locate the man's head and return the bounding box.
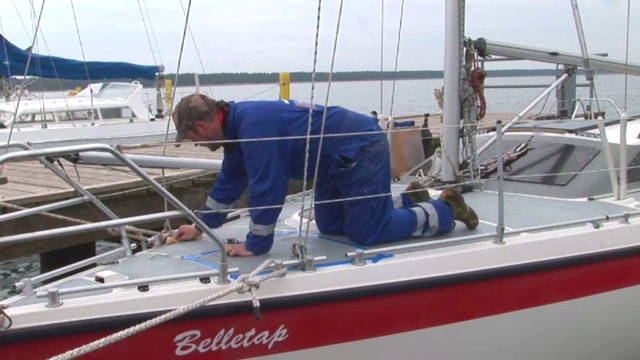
[172,94,224,151]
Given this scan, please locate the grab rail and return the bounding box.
[0,143,231,284]
[0,142,133,256]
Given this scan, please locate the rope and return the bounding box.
[48,259,286,360]
[388,0,405,118]
[142,0,165,66]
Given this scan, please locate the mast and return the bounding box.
[441,0,463,182]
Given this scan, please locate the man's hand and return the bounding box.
[225,243,255,257]
[172,224,203,243]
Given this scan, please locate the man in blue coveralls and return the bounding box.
[171,94,478,256]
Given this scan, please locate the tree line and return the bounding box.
[10,69,575,92]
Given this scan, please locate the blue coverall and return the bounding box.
[200,100,453,255]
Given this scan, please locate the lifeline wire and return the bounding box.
[197,161,640,217]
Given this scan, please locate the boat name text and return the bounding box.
[174,325,288,355]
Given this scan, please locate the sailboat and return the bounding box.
[1,1,640,359]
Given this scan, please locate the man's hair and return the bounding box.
[172,93,217,141]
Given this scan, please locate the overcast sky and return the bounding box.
[0,0,637,74]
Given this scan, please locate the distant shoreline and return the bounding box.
[19,69,587,91]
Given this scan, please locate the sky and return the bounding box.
[0,0,638,74]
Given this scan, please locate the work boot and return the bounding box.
[438,187,479,230]
[404,181,431,204]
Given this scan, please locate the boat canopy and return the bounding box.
[0,34,162,80]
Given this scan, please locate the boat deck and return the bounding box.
[7,186,639,307]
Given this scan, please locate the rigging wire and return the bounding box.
[158,0,193,227]
[296,0,324,250]
[388,0,405,117]
[178,0,207,75]
[11,0,32,41]
[24,3,76,125]
[69,0,95,120]
[2,0,46,153]
[379,0,384,114]
[136,0,159,66]
[302,0,345,250]
[623,0,631,113]
[142,0,165,66]
[0,16,14,91]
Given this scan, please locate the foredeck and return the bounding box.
[6,186,639,307]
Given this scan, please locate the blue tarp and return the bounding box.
[0,34,161,80]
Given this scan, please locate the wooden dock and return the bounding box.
[0,144,222,205]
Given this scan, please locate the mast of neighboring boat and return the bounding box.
[441,0,462,183]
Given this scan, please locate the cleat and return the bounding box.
[404,181,431,204]
[438,187,479,230]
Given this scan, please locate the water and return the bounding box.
[162,73,640,116]
[2,74,639,300]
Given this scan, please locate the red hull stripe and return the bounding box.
[3,251,640,359]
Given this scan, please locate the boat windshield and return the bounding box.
[76,83,138,100]
[0,110,14,127]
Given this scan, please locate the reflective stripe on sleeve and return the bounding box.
[205,197,232,212]
[250,221,276,236]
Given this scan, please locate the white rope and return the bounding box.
[48,259,286,360]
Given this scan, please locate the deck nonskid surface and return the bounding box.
[8,187,637,306]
